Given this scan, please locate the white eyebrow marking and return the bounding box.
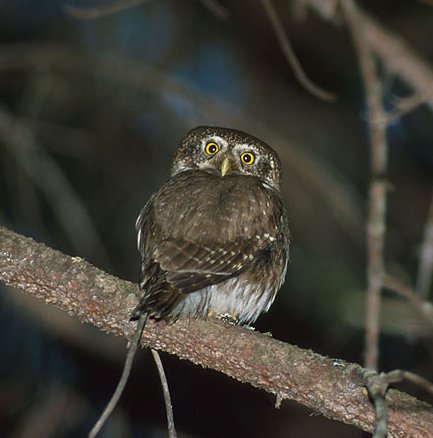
[203,136,227,148]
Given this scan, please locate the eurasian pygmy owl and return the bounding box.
[131,126,289,325]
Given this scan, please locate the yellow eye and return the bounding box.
[241,152,255,165]
[205,142,219,156]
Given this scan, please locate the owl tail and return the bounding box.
[131,279,184,322]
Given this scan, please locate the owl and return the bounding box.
[131,126,289,325]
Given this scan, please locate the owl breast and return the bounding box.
[153,170,281,243]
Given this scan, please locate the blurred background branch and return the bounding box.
[342,0,389,373]
[1,1,433,436]
[417,188,433,297]
[302,0,433,110]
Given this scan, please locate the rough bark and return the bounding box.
[1,226,433,437]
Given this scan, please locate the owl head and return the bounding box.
[171,126,282,190]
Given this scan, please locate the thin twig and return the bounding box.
[151,349,177,438]
[363,370,388,438]
[384,275,433,328]
[417,187,433,297]
[65,0,228,21]
[0,105,109,263]
[292,0,339,21]
[386,370,433,395]
[301,0,433,112]
[363,368,433,438]
[64,0,150,19]
[198,0,229,20]
[342,0,388,372]
[88,314,148,438]
[386,93,426,124]
[259,0,336,102]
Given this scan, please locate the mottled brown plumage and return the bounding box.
[131,126,289,325]
[90,127,290,437]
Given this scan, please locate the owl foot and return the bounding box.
[207,311,239,325]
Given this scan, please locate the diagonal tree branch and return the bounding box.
[1,226,433,437]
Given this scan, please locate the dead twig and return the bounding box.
[301,0,433,111]
[342,0,388,372]
[363,369,433,438]
[363,370,389,438]
[65,0,228,21]
[386,93,426,124]
[417,188,433,298]
[0,105,109,263]
[64,0,150,20]
[259,0,336,102]
[151,349,177,438]
[88,315,148,438]
[384,275,433,329]
[198,0,229,20]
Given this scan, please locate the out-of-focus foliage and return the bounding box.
[1,1,433,437]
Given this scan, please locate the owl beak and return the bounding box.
[220,156,231,177]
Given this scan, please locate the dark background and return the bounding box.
[1,1,433,437]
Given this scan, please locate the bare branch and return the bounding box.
[1,226,433,436]
[417,187,433,297]
[198,0,229,20]
[64,0,228,21]
[259,0,336,102]
[64,0,150,20]
[384,276,433,329]
[363,368,433,438]
[301,0,433,111]
[88,315,147,438]
[386,370,433,396]
[151,349,177,438]
[0,105,109,263]
[363,370,389,438]
[342,0,388,371]
[386,93,426,124]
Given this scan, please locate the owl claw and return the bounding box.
[207,311,239,324]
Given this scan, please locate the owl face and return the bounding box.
[171,126,282,190]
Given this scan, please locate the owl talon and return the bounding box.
[218,313,239,324]
[207,311,239,324]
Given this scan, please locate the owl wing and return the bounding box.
[131,174,288,321]
[156,238,263,293]
[131,236,272,320]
